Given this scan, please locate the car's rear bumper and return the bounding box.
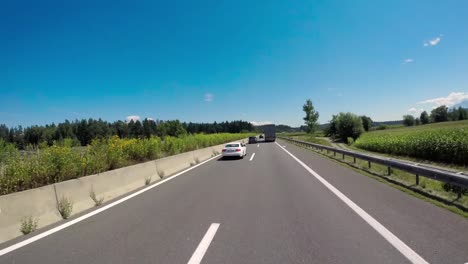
[222,152,243,157]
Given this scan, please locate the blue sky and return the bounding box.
[1,0,468,127]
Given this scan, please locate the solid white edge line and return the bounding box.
[249,153,255,161]
[0,154,222,257]
[274,142,429,264]
[187,223,220,264]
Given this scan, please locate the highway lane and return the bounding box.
[276,138,468,264]
[0,141,467,263]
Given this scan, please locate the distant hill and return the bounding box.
[319,123,329,130]
[373,120,403,126]
[452,100,468,109]
[254,120,405,132]
[254,124,304,133]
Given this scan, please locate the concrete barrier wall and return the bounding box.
[0,185,62,243]
[212,143,227,154]
[154,151,195,177]
[53,160,159,214]
[0,139,245,244]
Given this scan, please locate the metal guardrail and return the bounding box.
[279,137,468,190]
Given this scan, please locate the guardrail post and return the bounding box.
[387,166,392,176]
[334,151,336,157]
[353,156,356,164]
[342,153,345,160]
[368,161,371,169]
[416,174,419,185]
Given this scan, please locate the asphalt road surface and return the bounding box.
[1,139,467,264]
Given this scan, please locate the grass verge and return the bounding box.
[280,139,468,218]
[285,135,332,147]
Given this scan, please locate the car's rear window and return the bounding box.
[249,137,256,139]
[225,144,240,147]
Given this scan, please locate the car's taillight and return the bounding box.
[222,149,226,152]
[236,148,241,152]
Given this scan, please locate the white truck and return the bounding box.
[263,124,276,142]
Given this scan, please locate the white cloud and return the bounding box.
[408,107,424,115]
[204,93,214,102]
[418,92,468,107]
[250,121,273,126]
[126,115,140,122]
[430,37,441,46]
[402,58,414,64]
[424,35,442,47]
[147,117,154,121]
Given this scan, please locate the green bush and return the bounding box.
[43,144,82,182]
[332,112,364,143]
[0,140,18,163]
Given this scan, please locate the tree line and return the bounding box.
[0,119,254,149]
[300,98,468,144]
[403,105,468,126]
[301,99,372,142]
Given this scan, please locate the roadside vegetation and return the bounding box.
[20,216,38,235]
[58,196,74,219]
[0,133,253,195]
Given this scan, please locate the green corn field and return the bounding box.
[354,120,468,165]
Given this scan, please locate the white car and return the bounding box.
[222,142,247,159]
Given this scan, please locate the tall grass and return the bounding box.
[0,133,252,195]
[355,120,468,165]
